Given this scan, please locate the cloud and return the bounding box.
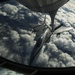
[2,4,18,15]
[10,30,20,43]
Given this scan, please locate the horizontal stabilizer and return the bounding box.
[53,26,73,34]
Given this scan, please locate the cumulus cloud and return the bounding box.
[2,4,18,15]
[0,0,75,75]
[10,30,20,43]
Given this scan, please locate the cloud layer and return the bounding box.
[0,0,75,75]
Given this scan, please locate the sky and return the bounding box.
[0,0,75,75]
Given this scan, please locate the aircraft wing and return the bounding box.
[53,26,73,34]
